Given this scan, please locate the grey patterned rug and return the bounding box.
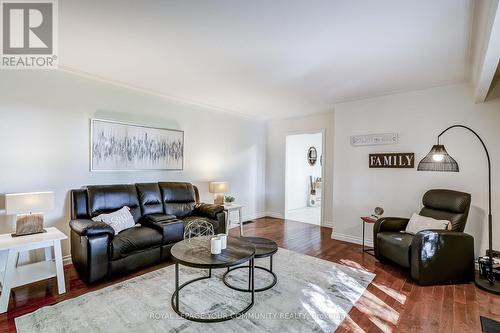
[15,248,374,333]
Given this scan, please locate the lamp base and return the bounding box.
[11,229,47,237]
[213,193,224,205]
[475,275,500,295]
[15,213,45,236]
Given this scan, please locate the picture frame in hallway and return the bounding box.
[90,119,184,171]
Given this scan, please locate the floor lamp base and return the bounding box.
[475,276,500,295]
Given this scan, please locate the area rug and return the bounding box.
[15,248,374,333]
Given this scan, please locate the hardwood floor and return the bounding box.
[1,217,499,332]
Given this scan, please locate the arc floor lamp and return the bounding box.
[418,124,499,295]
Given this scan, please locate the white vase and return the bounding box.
[211,237,222,254]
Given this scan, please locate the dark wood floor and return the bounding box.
[1,217,499,332]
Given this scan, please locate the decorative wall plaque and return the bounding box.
[351,133,398,146]
[369,153,415,168]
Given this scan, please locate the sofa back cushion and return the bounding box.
[158,182,196,217]
[71,189,90,219]
[136,183,163,216]
[87,185,141,222]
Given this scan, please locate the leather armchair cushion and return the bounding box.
[377,232,413,268]
[69,219,115,237]
[194,203,224,219]
[420,189,471,232]
[111,226,163,260]
[159,182,196,217]
[422,190,471,214]
[136,183,164,216]
[87,185,142,222]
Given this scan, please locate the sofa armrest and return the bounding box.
[140,215,184,244]
[193,203,224,219]
[69,219,115,238]
[410,230,474,285]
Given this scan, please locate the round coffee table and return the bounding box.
[170,236,255,323]
[222,236,278,292]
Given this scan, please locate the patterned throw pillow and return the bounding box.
[92,206,135,234]
[404,213,451,235]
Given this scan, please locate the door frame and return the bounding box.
[284,128,326,226]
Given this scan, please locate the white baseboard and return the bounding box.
[265,211,284,219]
[331,231,373,247]
[62,254,72,265]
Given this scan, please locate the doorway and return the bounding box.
[285,131,324,226]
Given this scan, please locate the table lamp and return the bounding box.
[5,191,55,237]
[209,182,228,205]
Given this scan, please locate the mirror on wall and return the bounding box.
[307,147,317,166]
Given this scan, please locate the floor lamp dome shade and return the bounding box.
[417,145,459,172]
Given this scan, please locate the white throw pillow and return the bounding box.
[92,206,135,234]
[404,213,451,235]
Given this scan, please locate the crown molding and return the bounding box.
[56,65,264,122]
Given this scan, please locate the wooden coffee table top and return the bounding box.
[171,236,255,269]
[238,237,278,258]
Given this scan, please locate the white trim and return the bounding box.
[331,231,374,247]
[322,220,334,228]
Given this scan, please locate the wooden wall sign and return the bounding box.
[369,153,415,168]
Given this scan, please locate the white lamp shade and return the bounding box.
[209,182,229,193]
[5,191,55,215]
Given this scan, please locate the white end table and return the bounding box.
[0,227,67,313]
[223,204,244,236]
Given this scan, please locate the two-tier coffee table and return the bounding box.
[223,236,278,292]
[170,236,255,323]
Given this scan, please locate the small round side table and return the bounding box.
[223,236,278,292]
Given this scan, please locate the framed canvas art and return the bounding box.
[90,119,184,171]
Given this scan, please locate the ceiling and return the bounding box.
[59,0,473,119]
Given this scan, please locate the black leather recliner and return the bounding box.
[69,182,225,283]
[373,189,474,285]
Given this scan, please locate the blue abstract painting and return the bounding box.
[91,119,184,171]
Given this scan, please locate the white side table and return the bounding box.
[0,227,67,313]
[223,204,244,236]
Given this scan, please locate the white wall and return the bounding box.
[332,83,500,256]
[266,113,334,227]
[0,70,267,261]
[285,133,322,211]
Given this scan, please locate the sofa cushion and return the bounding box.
[159,182,196,217]
[111,226,162,260]
[87,185,141,222]
[377,232,413,268]
[136,183,164,216]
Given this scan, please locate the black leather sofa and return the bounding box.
[69,182,225,283]
[373,189,474,285]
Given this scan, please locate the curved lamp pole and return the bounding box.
[418,125,498,294]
